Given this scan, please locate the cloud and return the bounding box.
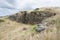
[13,0,60,9]
[0,8,18,16]
[0,0,60,16]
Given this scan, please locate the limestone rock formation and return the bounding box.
[9,10,56,24]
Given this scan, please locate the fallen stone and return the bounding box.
[36,24,46,32]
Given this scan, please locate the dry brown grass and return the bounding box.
[0,8,60,40]
[0,16,59,40]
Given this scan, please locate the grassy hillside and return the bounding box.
[0,7,60,40]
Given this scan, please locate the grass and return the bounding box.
[0,7,60,40]
[0,18,58,40]
[30,25,36,32]
[53,18,60,29]
[0,19,5,22]
[54,17,60,40]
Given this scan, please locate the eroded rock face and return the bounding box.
[9,11,56,24]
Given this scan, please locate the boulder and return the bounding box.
[36,24,46,32]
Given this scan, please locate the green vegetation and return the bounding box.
[30,25,36,32]
[0,19,5,22]
[31,26,36,32]
[54,18,60,29]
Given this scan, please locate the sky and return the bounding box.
[0,0,60,16]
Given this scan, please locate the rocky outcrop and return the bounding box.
[9,10,56,24]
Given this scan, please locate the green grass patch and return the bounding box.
[29,25,36,33]
[0,19,5,22]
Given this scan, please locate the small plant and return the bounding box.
[30,25,36,32]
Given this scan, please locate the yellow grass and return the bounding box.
[0,16,58,40]
[0,8,60,40]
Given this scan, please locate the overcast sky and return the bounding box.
[0,0,60,16]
